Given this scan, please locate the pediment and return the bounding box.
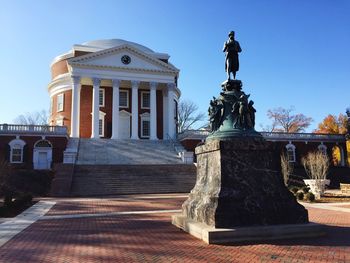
[68,44,179,74]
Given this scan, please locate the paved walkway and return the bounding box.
[0,194,349,262]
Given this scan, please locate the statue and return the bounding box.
[223,31,242,80]
[208,97,223,132]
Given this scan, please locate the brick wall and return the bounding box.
[50,90,72,135]
[0,135,67,168]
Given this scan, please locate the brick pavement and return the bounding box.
[0,195,349,263]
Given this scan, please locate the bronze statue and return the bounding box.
[223,31,242,80]
[208,97,223,132]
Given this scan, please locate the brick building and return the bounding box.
[49,39,180,140]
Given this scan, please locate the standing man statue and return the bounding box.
[223,31,242,80]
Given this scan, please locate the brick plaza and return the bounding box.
[0,194,349,263]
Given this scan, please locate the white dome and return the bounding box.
[82,39,154,53]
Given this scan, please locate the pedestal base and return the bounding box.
[181,137,308,229]
[172,214,325,244]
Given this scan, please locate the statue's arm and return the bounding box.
[236,41,242,53]
[223,41,227,52]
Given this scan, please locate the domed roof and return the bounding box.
[82,39,155,53]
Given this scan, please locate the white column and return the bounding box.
[131,80,139,139]
[111,79,120,139]
[150,82,158,140]
[167,83,176,139]
[91,78,100,139]
[70,76,81,138]
[163,89,168,138]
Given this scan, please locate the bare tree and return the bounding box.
[13,110,49,125]
[302,151,329,181]
[266,107,313,133]
[178,100,206,133]
[281,153,293,187]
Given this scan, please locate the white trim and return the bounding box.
[56,118,64,126]
[99,111,106,137]
[57,93,64,112]
[318,143,327,154]
[285,143,296,163]
[99,88,105,107]
[141,91,150,109]
[119,89,129,108]
[140,112,150,138]
[9,138,26,164]
[69,44,179,72]
[33,140,53,170]
[50,51,74,67]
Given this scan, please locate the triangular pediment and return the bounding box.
[68,44,179,74]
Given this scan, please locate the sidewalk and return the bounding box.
[0,194,349,263]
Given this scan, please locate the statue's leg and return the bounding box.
[233,71,236,79]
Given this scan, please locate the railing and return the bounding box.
[177,129,210,140]
[260,132,346,142]
[178,129,346,142]
[0,124,68,135]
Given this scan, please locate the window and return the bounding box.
[119,90,129,108]
[142,120,150,138]
[99,89,105,107]
[12,145,23,163]
[140,113,150,138]
[56,118,64,126]
[99,111,106,137]
[285,143,296,162]
[99,119,103,136]
[50,97,53,114]
[141,91,150,109]
[9,138,26,163]
[57,93,64,112]
[318,144,327,155]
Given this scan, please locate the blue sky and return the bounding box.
[1,0,349,131]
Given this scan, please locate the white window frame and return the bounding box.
[56,117,64,126]
[140,113,150,138]
[141,91,150,109]
[99,88,105,107]
[50,97,54,114]
[318,143,327,155]
[99,111,106,137]
[285,143,296,163]
[9,138,26,163]
[57,93,64,112]
[119,90,129,108]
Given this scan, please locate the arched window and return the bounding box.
[318,143,327,155]
[285,143,296,163]
[8,138,26,163]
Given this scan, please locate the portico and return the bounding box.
[48,39,180,140]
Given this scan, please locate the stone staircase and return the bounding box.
[76,139,184,165]
[70,164,197,196]
[51,138,196,197]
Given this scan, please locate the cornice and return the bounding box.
[70,63,178,75]
[68,44,179,73]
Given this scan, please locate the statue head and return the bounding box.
[228,31,235,39]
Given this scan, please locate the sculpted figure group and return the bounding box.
[208,93,256,132]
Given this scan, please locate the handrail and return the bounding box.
[0,124,68,135]
[178,129,346,142]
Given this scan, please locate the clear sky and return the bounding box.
[1,0,349,131]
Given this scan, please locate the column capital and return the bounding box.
[92,77,100,87]
[131,80,140,88]
[112,79,121,87]
[167,83,175,90]
[72,76,81,85]
[150,82,157,90]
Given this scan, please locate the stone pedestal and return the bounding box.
[181,138,308,228]
[171,137,325,244]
